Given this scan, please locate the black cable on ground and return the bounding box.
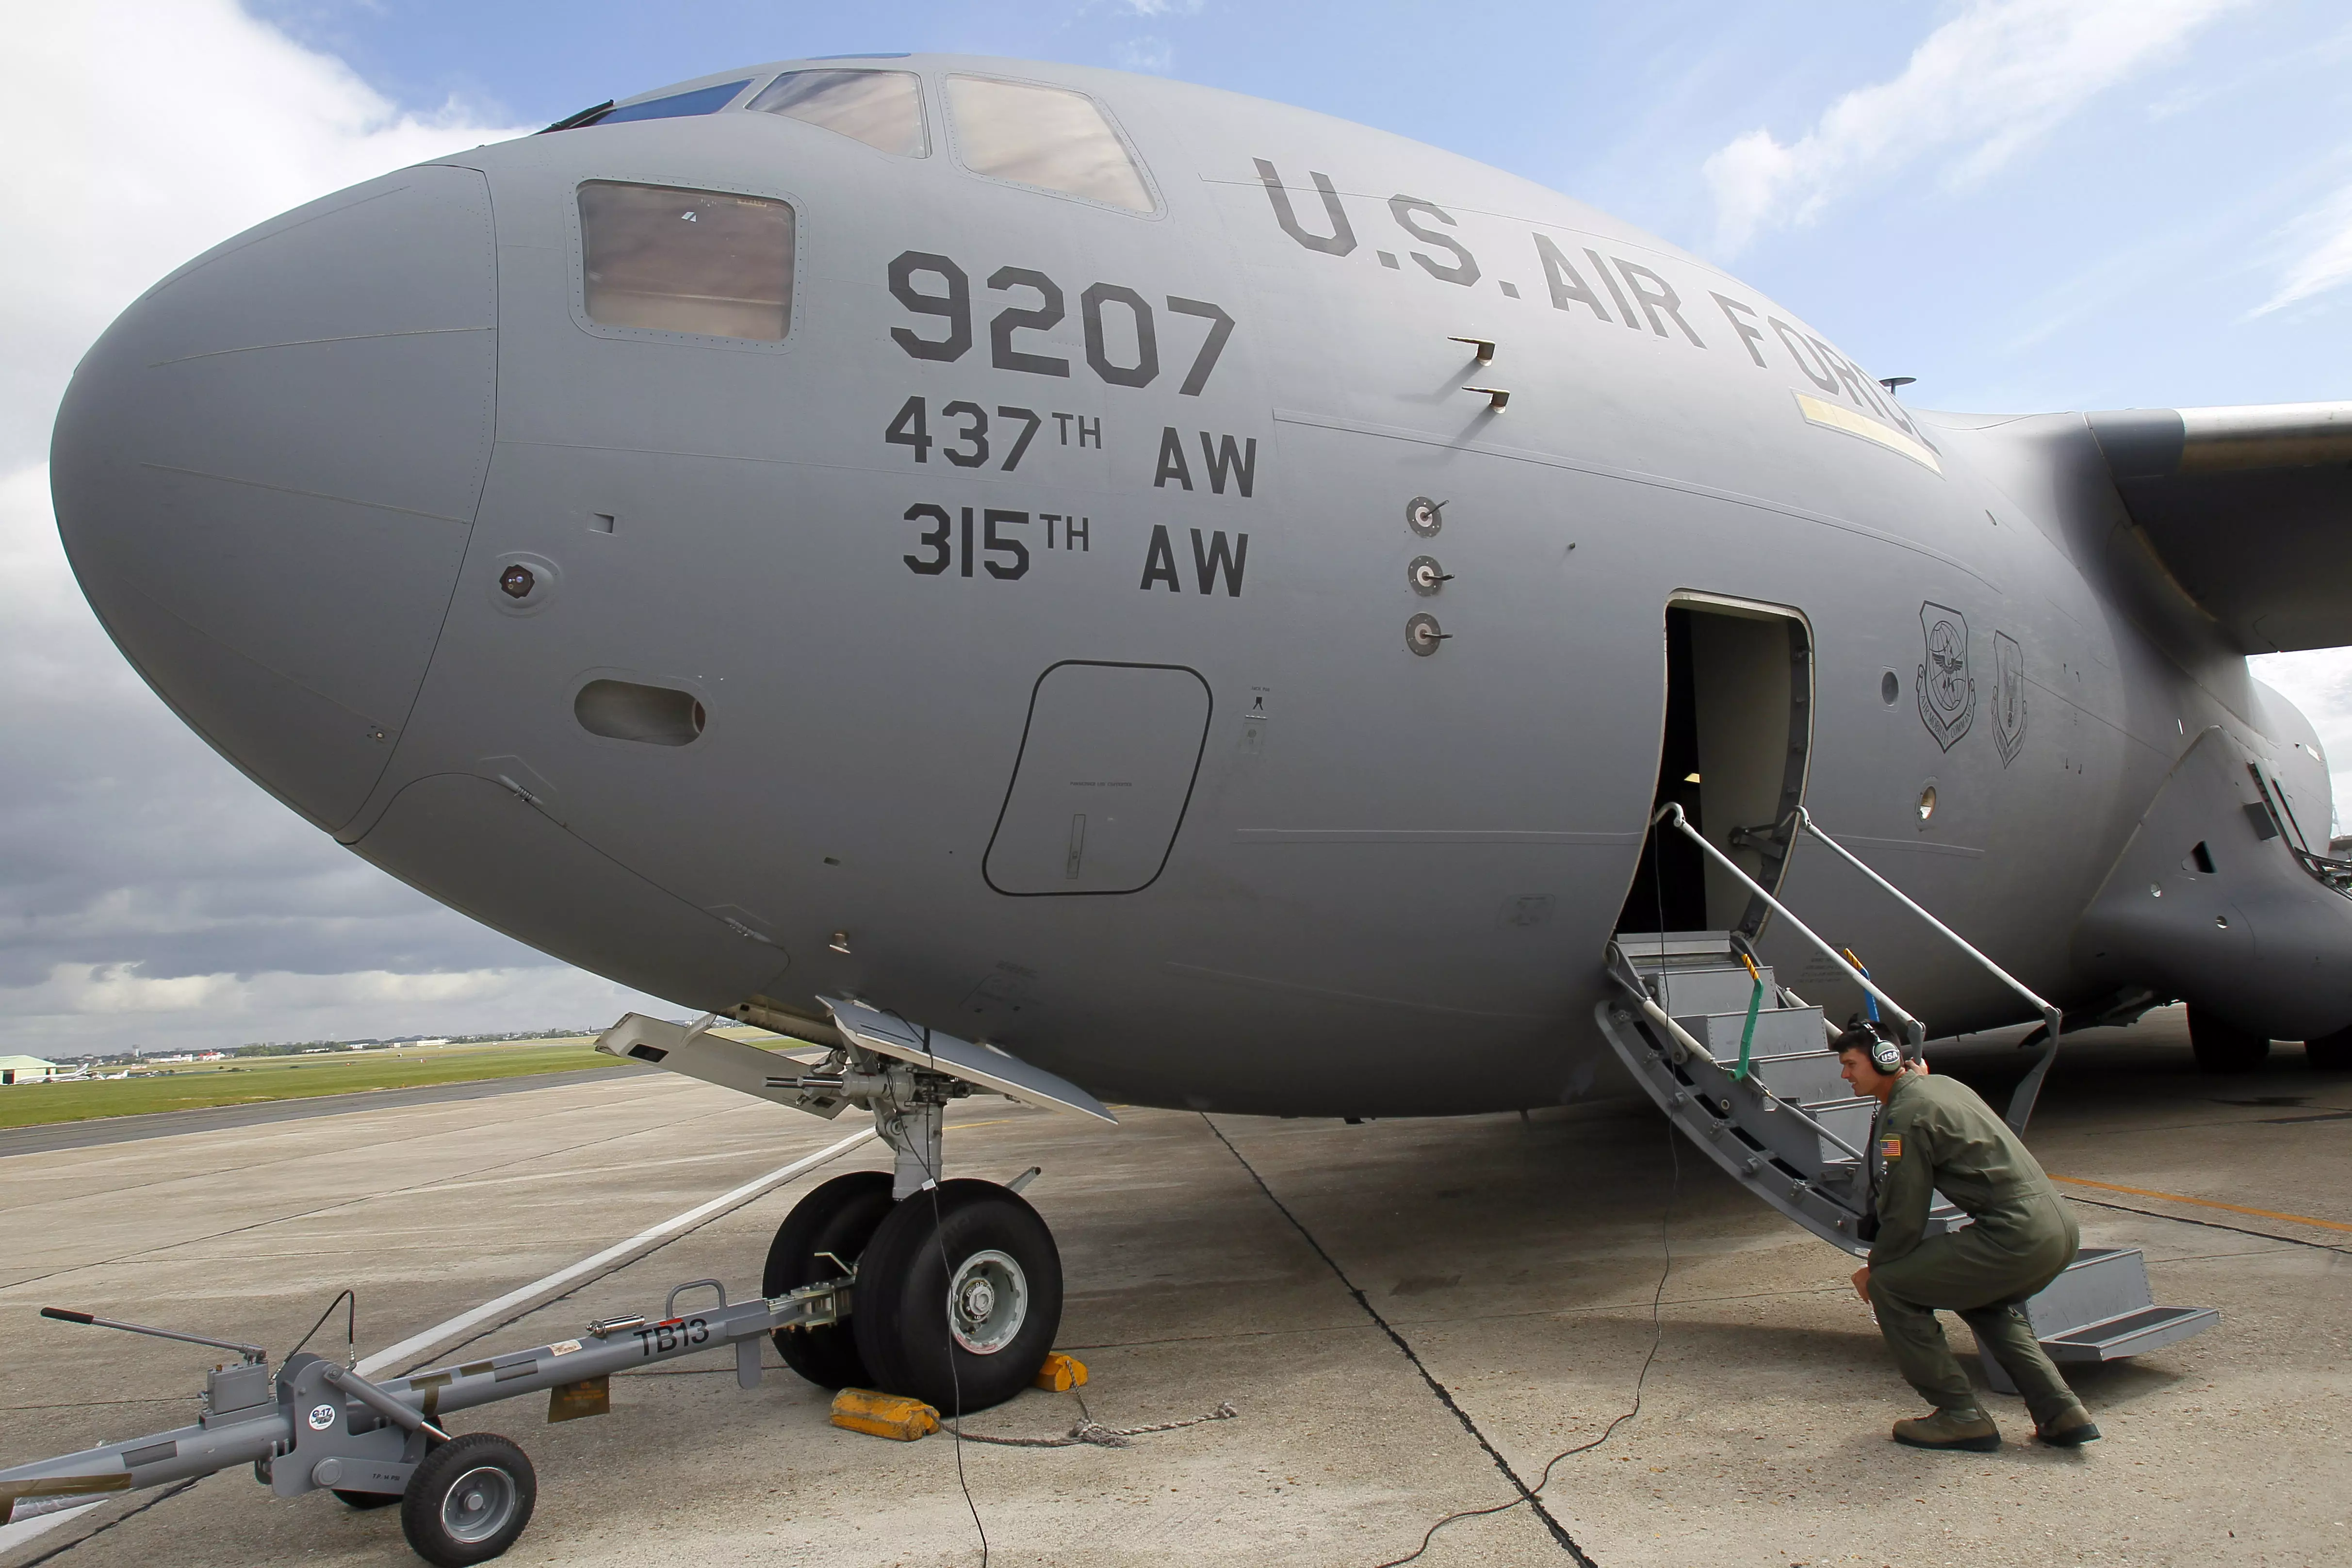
[1370,1122,1680,1568]
[928,1176,989,1568]
[286,1288,355,1364]
[1203,1114,1610,1567]
[872,1008,990,1568]
[906,1093,990,1568]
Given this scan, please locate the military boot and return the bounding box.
[2034,1405,2101,1447]
[1891,1407,2000,1452]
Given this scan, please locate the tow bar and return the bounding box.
[1,1273,849,1565]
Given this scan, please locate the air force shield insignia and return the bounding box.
[1993,631,2026,767]
[1916,603,1975,751]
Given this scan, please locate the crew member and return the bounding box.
[1837,1021,2101,1451]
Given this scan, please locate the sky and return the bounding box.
[3,0,2350,1055]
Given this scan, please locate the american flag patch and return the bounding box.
[1878,1136,1902,1160]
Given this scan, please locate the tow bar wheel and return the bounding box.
[400,1432,537,1567]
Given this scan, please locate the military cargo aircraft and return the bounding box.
[49,55,2348,1411]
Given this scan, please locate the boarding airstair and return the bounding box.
[1596,805,2219,1379]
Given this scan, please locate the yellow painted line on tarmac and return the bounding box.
[2051,1174,2352,1234]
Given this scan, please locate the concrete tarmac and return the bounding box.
[1,1007,2346,1568]
[0,1065,652,1160]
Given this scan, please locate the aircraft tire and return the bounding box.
[852,1178,1062,1414]
[399,1432,535,1568]
[2189,1007,2270,1073]
[763,1170,898,1388]
[2304,1026,2352,1072]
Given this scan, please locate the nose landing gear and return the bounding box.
[605,997,1112,1414]
[762,1136,1066,1412]
[850,1179,1063,1413]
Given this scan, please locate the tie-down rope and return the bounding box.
[946,1401,1240,1448]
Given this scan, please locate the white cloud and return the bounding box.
[4,963,669,1055]
[0,4,683,1058]
[1115,36,1176,73]
[2248,175,2352,316]
[0,0,530,470]
[1703,0,2250,255]
[1119,0,1203,16]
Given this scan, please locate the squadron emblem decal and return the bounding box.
[1993,631,2027,767]
[1916,603,1976,751]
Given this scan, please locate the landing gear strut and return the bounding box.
[763,1056,1065,1411]
[601,997,1115,1414]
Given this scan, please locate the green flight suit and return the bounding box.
[1864,1072,2083,1424]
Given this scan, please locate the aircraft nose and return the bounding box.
[51,164,498,831]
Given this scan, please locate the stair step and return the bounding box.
[1802,1099,1875,1161]
[1975,1247,2220,1388]
[2021,1245,2154,1332]
[1648,964,1779,1018]
[2043,1305,2221,1361]
[1678,1007,1825,1061]
[1616,931,1738,962]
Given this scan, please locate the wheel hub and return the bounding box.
[946,1248,1028,1354]
[442,1464,517,1544]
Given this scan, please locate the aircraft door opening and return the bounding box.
[1617,597,1813,938]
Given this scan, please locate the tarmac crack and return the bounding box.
[1199,1113,1597,1567]
[10,1477,198,1568]
[2060,1194,2352,1255]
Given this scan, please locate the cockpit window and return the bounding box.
[594,79,755,125]
[578,182,794,342]
[945,76,1153,212]
[747,70,928,157]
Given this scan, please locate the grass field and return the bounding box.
[0,1036,620,1130]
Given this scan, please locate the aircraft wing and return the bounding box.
[2087,401,2352,652]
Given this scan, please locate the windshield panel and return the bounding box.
[945,76,1151,212]
[748,69,927,156]
[597,79,754,126]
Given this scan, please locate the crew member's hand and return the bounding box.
[1851,1265,1871,1302]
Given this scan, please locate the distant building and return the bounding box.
[0,1056,60,1086]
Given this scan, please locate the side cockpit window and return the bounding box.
[594,79,755,125]
[748,69,928,157]
[578,182,794,342]
[945,76,1153,212]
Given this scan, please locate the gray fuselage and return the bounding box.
[50,56,2329,1116]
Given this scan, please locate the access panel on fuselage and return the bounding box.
[984,661,1210,895]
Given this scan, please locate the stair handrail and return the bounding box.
[1652,803,1927,1048]
[1789,807,2063,1045]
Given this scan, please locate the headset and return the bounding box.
[1838,1018,1910,1075]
